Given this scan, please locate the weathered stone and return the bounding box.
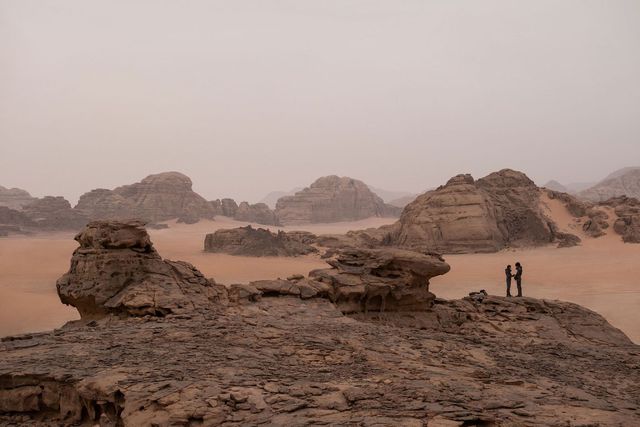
[0,186,35,210]
[386,170,563,253]
[75,172,215,223]
[1,222,639,426]
[22,196,88,231]
[309,247,450,313]
[234,202,280,226]
[56,220,227,318]
[204,226,318,257]
[605,196,640,243]
[275,176,401,225]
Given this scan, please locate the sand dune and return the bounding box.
[1,213,639,343]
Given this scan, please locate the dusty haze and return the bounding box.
[2,1,640,203]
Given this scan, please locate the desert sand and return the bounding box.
[1,212,639,343]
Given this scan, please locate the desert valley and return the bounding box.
[2,2,640,425]
[1,167,639,426]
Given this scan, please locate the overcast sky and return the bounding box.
[1,1,639,203]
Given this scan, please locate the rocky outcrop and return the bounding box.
[75,188,136,220]
[1,223,639,426]
[56,221,227,318]
[385,170,571,253]
[605,196,640,243]
[275,176,401,225]
[0,186,35,210]
[234,202,280,225]
[209,199,279,226]
[309,248,450,313]
[75,172,215,223]
[579,167,640,202]
[0,207,35,233]
[22,196,88,230]
[204,226,317,257]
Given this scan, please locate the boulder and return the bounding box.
[56,221,227,318]
[204,226,318,257]
[0,206,35,230]
[275,176,401,225]
[75,172,215,223]
[0,186,35,210]
[604,196,640,243]
[309,247,450,313]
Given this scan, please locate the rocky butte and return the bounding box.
[1,221,638,426]
[275,176,401,225]
[75,172,216,223]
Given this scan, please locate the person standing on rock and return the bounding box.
[505,265,513,297]
[514,262,523,297]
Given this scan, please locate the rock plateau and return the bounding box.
[204,226,317,257]
[0,222,639,426]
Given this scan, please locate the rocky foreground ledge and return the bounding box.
[1,222,639,426]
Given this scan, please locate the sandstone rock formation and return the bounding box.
[210,198,239,217]
[579,167,640,201]
[234,202,280,225]
[209,199,279,225]
[384,170,576,253]
[606,196,640,243]
[0,186,35,210]
[204,226,317,257]
[309,248,450,313]
[57,221,227,318]
[0,207,35,236]
[75,188,136,219]
[275,176,401,225]
[22,196,88,230]
[1,223,639,426]
[546,190,640,242]
[75,172,215,223]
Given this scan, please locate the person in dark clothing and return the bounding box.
[505,265,513,297]
[514,262,523,297]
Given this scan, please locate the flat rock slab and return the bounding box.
[1,297,639,426]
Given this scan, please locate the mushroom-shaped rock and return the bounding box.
[56,221,227,318]
[309,247,450,313]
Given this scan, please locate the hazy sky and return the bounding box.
[1,1,639,203]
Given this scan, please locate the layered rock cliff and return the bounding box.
[0,186,35,210]
[75,172,215,223]
[275,176,401,225]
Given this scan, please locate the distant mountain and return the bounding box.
[579,167,640,202]
[564,182,597,193]
[366,186,415,204]
[543,180,568,193]
[388,194,418,208]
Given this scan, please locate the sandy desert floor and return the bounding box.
[1,212,639,343]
